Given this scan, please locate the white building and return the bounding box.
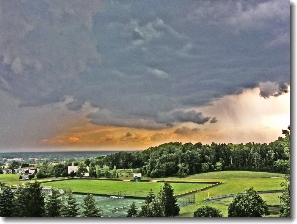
[68,162,77,174]
[67,162,89,176]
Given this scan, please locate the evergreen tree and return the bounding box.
[11,185,28,217]
[80,194,102,217]
[228,188,269,217]
[45,188,62,217]
[193,206,222,217]
[60,190,80,217]
[159,182,180,217]
[145,189,155,204]
[27,181,46,217]
[126,201,138,217]
[12,181,45,217]
[0,186,13,217]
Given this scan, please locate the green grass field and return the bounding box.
[160,171,285,180]
[40,180,210,197]
[0,174,22,187]
[0,171,286,217]
[0,174,64,187]
[178,193,282,217]
[177,171,284,217]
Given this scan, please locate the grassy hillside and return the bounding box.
[161,171,284,180]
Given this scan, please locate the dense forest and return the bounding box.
[92,128,290,178]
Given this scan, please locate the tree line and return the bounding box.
[0,181,179,218]
[0,181,102,217]
[30,126,290,180]
[93,128,290,178]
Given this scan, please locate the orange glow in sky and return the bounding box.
[39,86,290,151]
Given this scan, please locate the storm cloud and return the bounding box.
[259,82,289,99]
[0,0,290,132]
[156,110,210,126]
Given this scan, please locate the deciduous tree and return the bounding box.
[138,197,164,217]
[279,173,290,217]
[76,162,88,178]
[228,188,269,217]
[8,160,20,173]
[193,206,222,217]
[36,161,53,178]
[53,163,68,178]
[88,163,96,178]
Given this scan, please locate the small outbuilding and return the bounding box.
[133,173,141,182]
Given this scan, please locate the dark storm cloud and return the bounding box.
[171,110,210,124]
[259,82,289,99]
[154,110,210,127]
[66,99,86,111]
[0,0,290,130]
[210,117,218,123]
[173,126,200,135]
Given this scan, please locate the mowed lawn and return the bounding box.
[0,174,23,186]
[179,192,282,217]
[1,171,286,217]
[178,171,285,217]
[161,171,285,180]
[40,180,211,197]
[0,174,66,187]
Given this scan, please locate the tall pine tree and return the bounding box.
[159,182,180,217]
[12,181,45,217]
[45,188,63,217]
[60,190,80,217]
[145,189,155,204]
[80,194,102,217]
[126,201,138,217]
[0,186,13,217]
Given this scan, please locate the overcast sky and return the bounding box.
[0,0,290,152]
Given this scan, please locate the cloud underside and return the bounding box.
[0,0,290,130]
